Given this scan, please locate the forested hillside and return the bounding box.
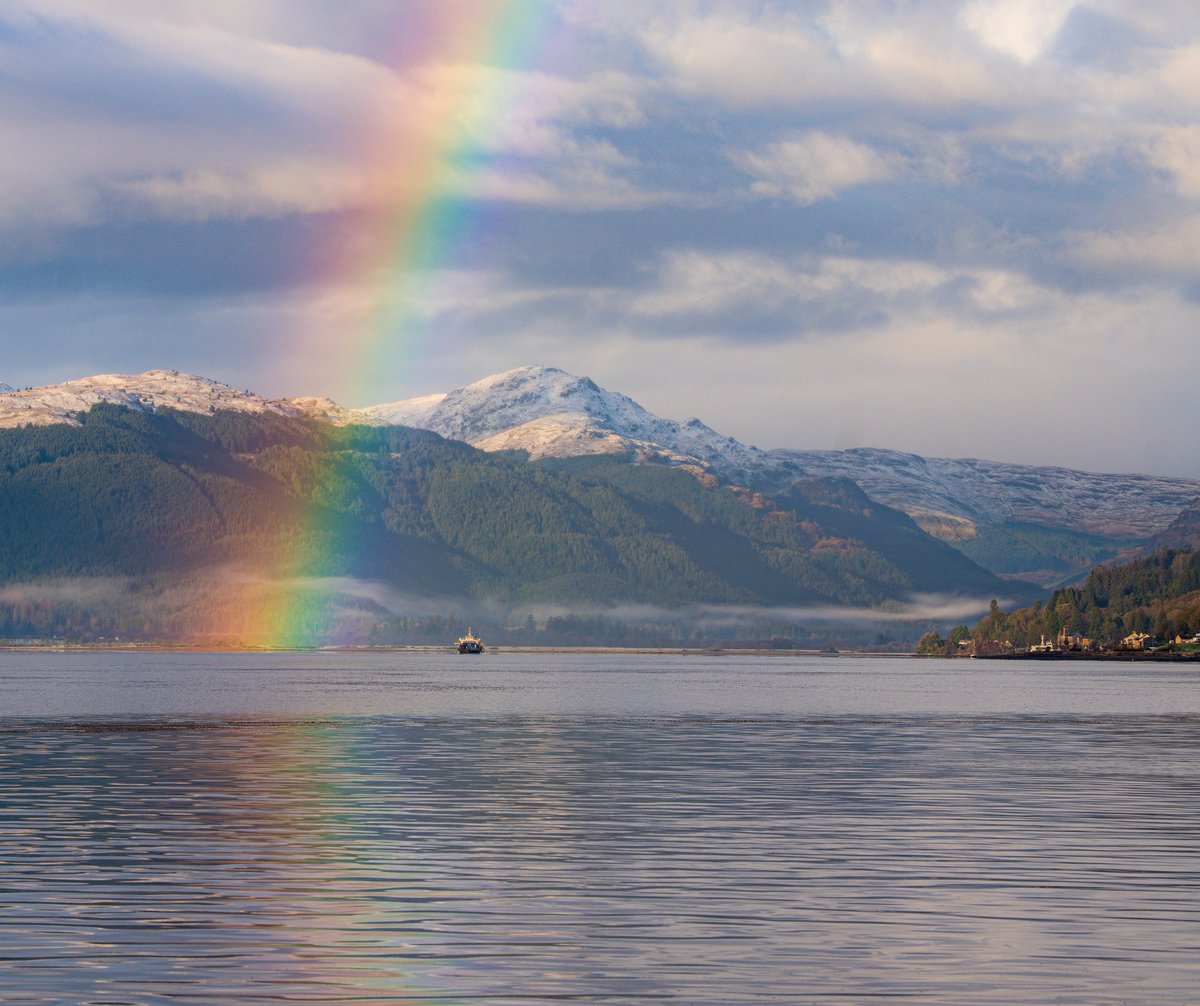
[0,405,1022,641]
[967,549,1200,650]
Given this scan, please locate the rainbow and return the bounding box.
[239,1,563,649]
[333,0,562,400]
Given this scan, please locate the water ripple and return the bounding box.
[0,657,1198,1003]
[0,714,1197,1004]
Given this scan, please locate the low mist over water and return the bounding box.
[2,653,1197,1004]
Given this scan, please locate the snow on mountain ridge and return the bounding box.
[357,392,447,429]
[353,365,770,477]
[767,447,1200,539]
[358,366,642,442]
[3,365,1197,541]
[0,369,324,428]
[356,365,1200,539]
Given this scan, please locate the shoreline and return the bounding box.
[4,641,1196,661]
[0,642,912,657]
[972,650,1200,662]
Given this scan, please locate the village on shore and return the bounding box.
[961,626,1200,660]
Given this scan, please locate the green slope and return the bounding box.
[971,548,1200,648]
[0,405,1022,625]
[951,521,1140,588]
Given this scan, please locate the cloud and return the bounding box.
[0,5,391,227]
[634,12,843,106]
[618,3,1016,109]
[0,572,1004,646]
[622,250,1049,336]
[597,0,1200,202]
[1071,214,1200,276]
[1154,41,1200,108]
[2,0,1200,484]
[960,0,1077,63]
[112,162,369,221]
[0,4,663,230]
[1140,125,1200,199]
[0,570,476,644]
[733,132,896,204]
[524,594,1010,627]
[855,24,1002,106]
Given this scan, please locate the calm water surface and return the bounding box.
[0,652,1197,1004]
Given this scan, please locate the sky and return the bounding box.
[1,0,1198,477]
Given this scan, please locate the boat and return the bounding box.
[455,629,485,654]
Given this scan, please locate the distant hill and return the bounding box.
[0,404,1022,642]
[1142,500,1200,552]
[6,365,1198,588]
[945,522,1142,591]
[0,369,316,428]
[356,366,1200,584]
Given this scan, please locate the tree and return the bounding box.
[917,630,945,655]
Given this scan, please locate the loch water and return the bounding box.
[0,651,1197,1005]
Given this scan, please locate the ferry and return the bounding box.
[455,629,485,654]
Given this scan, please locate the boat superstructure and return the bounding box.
[456,629,485,654]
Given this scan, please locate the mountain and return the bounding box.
[0,368,390,430]
[355,365,770,481]
[0,404,1021,643]
[765,447,1198,540]
[1143,501,1200,552]
[7,366,1198,588]
[359,366,1200,583]
[0,369,318,428]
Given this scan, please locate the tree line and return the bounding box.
[918,548,1200,654]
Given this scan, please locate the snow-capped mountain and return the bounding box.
[4,365,1197,544]
[358,366,1200,540]
[354,366,772,480]
[0,370,374,429]
[766,448,1200,539]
